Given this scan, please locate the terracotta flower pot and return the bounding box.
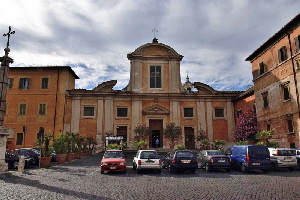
[56,154,67,164]
[39,157,51,168]
[66,152,75,162]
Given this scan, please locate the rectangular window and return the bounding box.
[215,108,224,118]
[295,35,300,53]
[41,78,49,89]
[259,62,265,75]
[8,78,14,89]
[83,107,95,116]
[262,92,269,109]
[184,108,193,117]
[150,66,161,88]
[283,86,291,101]
[19,104,26,115]
[39,104,46,115]
[117,108,128,117]
[16,133,23,145]
[267,124,271,131]
[287,119,294,133]
[19,78,30,89]
[278,46,288,63]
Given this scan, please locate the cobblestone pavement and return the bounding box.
[1,154,300,200]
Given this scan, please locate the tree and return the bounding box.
[255,130,278,147]
[133,124,152,141]
[234,108,258,142]
[163,123,181,145]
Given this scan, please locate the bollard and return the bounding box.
[18,155,25,172]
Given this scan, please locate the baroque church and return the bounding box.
[65,38,241,150]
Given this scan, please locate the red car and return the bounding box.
[100,150,126,174]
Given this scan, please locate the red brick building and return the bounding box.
[246,13,300,147]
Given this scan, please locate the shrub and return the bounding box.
[175,144,186,150]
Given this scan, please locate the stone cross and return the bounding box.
[3,26,15,48]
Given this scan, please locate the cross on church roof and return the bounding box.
[152,28,158,38]
[3,26,15,48]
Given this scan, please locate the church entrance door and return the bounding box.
[149,120,163,148]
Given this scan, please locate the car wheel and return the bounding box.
[191,169,196,174]
[133,163,136,170]
[288,167,294,172]
[136,168,141,174]
[240,163,248,173]
[205,163,211,172]
[226,168,231,172]
[100,171,104,174]
[157,169,161,174]
[168,165,175,173]
[271,163,277,171]
[261,169,269,173]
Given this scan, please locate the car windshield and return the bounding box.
[207,150,223,155]
[104,151,124,158]
[176,151,194,158]
[140,151,159,159]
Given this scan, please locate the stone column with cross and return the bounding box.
[0,26,15,172]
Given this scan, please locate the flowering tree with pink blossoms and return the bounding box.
[234,109,258,142]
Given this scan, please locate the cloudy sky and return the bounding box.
[0,0,299,91]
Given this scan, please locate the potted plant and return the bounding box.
[133,140,147,149]
[86,137,97,155]
[52,133,68,164]
[35,131,53,168]
[163,123,181,149]
[65,132,75,162]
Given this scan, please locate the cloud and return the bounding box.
[1,0,299,92]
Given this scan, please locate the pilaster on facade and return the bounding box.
[104,98,114,133]
[226,100,235,142]
[71,99,81,133]
[197,100,207,136]
[206,101,214,142]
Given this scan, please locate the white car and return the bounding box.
[268,148,297,171]
[133,150,161,174]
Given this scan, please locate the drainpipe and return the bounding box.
[53,69,60,136]
[287,33,300,117]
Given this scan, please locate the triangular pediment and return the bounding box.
[142,104,170,115]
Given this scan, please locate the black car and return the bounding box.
[162,150,198,173]
[5,151,20,169]
[197,150,231,172]
[5,150,33,169]
[14,148,40,165]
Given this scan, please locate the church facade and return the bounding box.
[64,39,241,150]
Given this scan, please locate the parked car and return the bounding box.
[14,148,40,165]
[225,145,271,173]
[268,148,297,171]
[197,150,231,172]
[133,150,161,174]
[100,150,126,174]
[5,150,33,169]
[162,150,198,173]
[290,148,300,170]
[5,150,19,169]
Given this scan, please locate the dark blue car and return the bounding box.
[225,145,271,173]
[162,150,198,173]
